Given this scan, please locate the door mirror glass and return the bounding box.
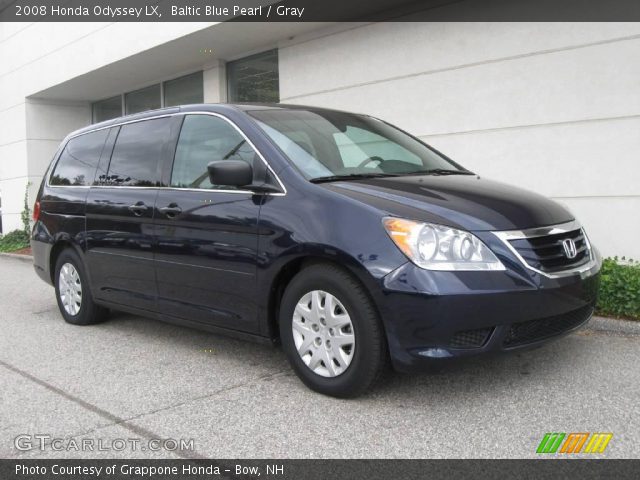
[207,160,253,187]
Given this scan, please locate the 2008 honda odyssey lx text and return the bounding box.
[31,104,601,397]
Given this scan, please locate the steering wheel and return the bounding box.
[357,156,384,168]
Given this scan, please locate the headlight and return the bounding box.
[382,217,505,271]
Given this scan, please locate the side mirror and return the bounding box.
[207,160,253,187]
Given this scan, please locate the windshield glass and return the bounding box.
[248,109,467,181]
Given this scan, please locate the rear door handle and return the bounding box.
[159,204,182,218]
[128,202,148,216]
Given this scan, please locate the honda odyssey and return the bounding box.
[31,104,601,397]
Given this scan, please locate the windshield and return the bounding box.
[248,109,468,181]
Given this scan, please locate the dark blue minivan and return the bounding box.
[31,104,601,397]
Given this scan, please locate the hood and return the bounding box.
[320,174,573,232]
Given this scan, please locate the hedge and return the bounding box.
[596,257,640,320]
[0,229,30,253]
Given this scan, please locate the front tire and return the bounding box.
[279,263,388,398]
[54,249,107,325]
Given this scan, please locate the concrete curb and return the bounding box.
[0,252,33,262]
[586,315,640,336]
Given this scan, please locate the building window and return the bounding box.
[92,95,122,123]
[227,49,279,103]
[90,71,204,124]
[164,71,204,107]
[125,84,161,115]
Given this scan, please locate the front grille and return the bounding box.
[508,228,590,273]
[503,305,593,348]
[450,327,493,349]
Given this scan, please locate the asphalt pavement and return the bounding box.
[1,255,638,459]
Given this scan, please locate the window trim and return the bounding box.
[45,112,286,196]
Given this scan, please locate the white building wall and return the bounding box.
[279,22,640,259]
[1,21,638,260]
[0,22,211,232]
[203,60,227,103]
[24,100,92,210]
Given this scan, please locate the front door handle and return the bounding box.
[128,202,148,216]
[159,204,182,218]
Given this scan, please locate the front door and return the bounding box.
[153,114,263,333]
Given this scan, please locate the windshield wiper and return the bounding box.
[310,173,401,183]
[411,169,475,176]
[223,140,246,159]
[310,169,475,183]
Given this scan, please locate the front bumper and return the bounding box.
[377,250,601,372]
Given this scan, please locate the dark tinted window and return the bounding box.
[227,50,279,103]
[92,96,122,123]
[50,130,109,186]
[171,115,258,190]
[164,72,203,107]
[106,118,171,187]
[125,84,160,115]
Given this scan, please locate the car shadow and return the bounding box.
[102,309,590,402]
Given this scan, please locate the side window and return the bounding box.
[105,118,171,186]
[50,130,109,186]
[170,115,258,190]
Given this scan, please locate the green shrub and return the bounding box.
[21,182,31,237]
[0,229,30,253]
[596,257,640,320]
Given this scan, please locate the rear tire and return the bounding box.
[54,249,107,325]
[279,263,388,398]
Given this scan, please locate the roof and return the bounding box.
[68,102,358,139]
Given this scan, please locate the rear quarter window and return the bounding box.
[49,129,109,186]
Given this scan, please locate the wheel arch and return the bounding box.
[264,251,386,343]
[49,237,86,284]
